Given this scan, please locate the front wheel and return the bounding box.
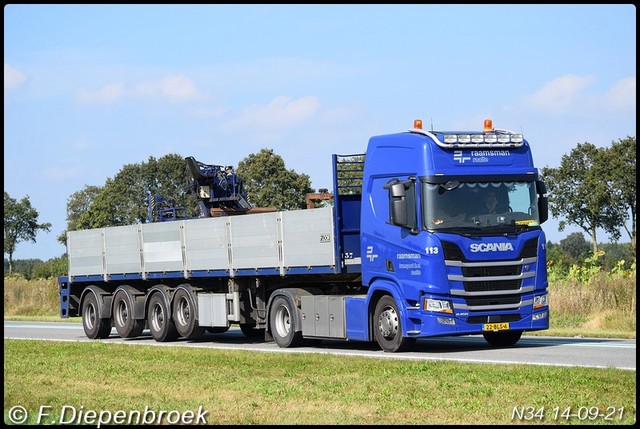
[147,293,179,342]
[269,296,304,348]
[82,292,111,339]
[483,331,522,347]
[373,295,416,352]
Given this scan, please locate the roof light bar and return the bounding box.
[409,118,525,148]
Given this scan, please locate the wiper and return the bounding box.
[454,226,484,232]
[450,226,485,236]
[463,224,522,236]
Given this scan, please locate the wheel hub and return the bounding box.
[378,307,398,339]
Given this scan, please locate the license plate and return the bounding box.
[483,322,510,331]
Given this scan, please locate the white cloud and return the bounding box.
[319,106,362,123]
[601,76,636,111]
[132,75,199,102]
[44,165,84,181]
[74,74,200,105]
[223,95,320,131]
[187,106,228,119]
[518,75,636,117]
[4,63,27,91]
[521,75,595,113]
[74,82,126,105]
[71,137,92,150]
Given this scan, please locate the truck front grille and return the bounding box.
[442,238,539,312]
[463,279,521,292]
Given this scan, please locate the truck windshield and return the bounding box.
[423,180,541,233]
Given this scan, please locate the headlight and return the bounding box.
[533,294,548,309]
[424,298,453,313]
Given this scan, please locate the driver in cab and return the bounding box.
[482,190,499,214]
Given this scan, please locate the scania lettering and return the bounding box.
[469,243,516,252]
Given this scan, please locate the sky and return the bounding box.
[4,4,637,262]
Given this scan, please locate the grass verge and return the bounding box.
[3,339,636,425]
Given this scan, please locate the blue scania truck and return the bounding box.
[58,119,550,352]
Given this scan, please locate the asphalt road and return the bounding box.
[4,321,635,371]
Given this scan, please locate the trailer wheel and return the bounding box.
[373,295,415,352]
[172,289,204,339]
[483,330,522,347]
[112,291,144,338]
[270,296,304,348]
[82,293,111,339]
[147,293,179,342]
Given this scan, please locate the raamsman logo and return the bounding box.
[469,243,514,252]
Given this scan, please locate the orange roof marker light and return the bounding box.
[483,119,493,133]
[414,119,423,130]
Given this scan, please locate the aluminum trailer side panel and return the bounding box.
[105,224,142,275]
[281,209,335,268]
[142,221,184,273]
[229,211,280,271]
[67,228,104,277]
[67,207,337,281]
[183,217,229,271]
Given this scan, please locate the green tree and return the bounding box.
[31,254,68,279]
[599,242,635,271]
[4,192,52,275]
[3,258,43,278]
[335,154,365,195]
[236,148,313,210]
[541,142,614,254]
[58,185,101,245]
[559,232,592,265]
[603,136,636,258]
[64,154,197,231]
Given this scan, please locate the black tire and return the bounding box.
[483,330,523,347]
[112,291,144,338]
[172,288,204,339]
[147,293,179,342]
[240,323,265,338]
[206,326,230,334]
[373,295,416,352]
[82,292,112,339]
[269,296,304,348]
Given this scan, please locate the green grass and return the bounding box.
[4,339,636,425]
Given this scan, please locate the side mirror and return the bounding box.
[536,180,548,224]
[538,196,548,224]
[389,182,407,226]
[384,178,417,231]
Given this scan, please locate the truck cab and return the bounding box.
[353,119,550,351]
